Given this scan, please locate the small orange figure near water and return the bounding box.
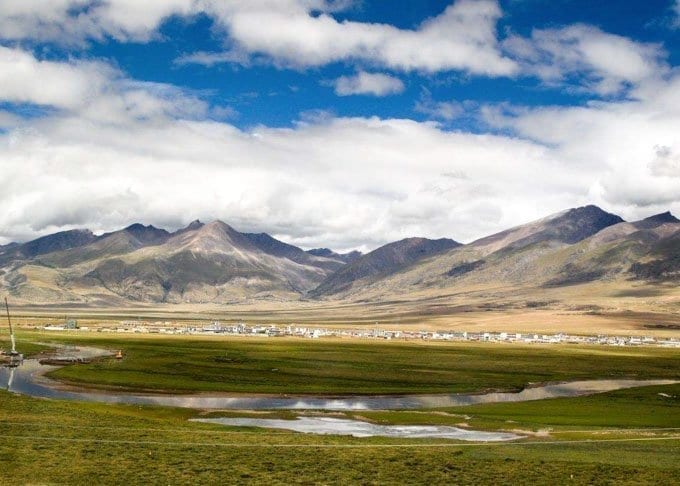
[115,350,123,360]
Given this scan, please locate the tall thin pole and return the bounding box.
[5,297,15,354]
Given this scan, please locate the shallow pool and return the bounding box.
[192,416,522,441]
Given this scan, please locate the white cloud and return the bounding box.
[0,111,576,249]
[0,46,210,124]
[0,0,517,77]
[0,0,197,44]
[0,46,112,110]
[504,25,667,95]
[414,90,465,121]
[649,145,680,178]
[205,0,517,75]
[0,44,679,251]
[331,71,404,96]
[482,72,680,211]
[2,0,669,95]
[175,49,251,67]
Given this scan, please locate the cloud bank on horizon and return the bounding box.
[0,0,679,251]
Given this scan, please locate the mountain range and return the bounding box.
[0,205,678,306]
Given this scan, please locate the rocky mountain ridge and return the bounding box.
[1,206,678,305]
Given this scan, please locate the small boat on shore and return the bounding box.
[38,357,91,366]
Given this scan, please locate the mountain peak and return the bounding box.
[632,211,680,230]
[173,219,247,253]
[202,220,237,232]
[307,247,363,264]
[311,236,460,297]
[20,229,96,258]
[172,219,205,236]
[307,248,334,257]
[472,204,624,253]
[545,205,624,244]
[643,211,679,224]
[120,223,170,245]
[186,219,204,230]
[558,205,622,222]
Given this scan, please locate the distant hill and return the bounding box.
[98,224,171,246]
[0,229,95,264]
[306,248,363,264]
[0,220,347,304]
[1,205,678,305]
[469,205,624,254]
[312,206,679,302]
[310,237,461,297]
[243,234,344,273]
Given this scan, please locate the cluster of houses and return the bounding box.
[37,319,680,348]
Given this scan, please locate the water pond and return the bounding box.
[192,416,522,441]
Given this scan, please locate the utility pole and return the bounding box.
[5,297,16,355]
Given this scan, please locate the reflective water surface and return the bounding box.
[192,416,522,441]
[1,346,676,410]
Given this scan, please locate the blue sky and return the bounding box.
[0,1,679,250]
[44,0,680,129]
[49,0,680,129]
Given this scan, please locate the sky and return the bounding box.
[0,0,679,252]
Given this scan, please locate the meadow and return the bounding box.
[1,331,678,484]
[19,331,680,395]
[0,383,678,484]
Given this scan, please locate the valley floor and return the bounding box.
[17,332,680,395]
[1,330,678,484]
[0,383,678,484]
[7,287,680,339]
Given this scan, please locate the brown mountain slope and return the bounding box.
[311,237,461,297]
[0,221,344,304]
[315,206,668,302]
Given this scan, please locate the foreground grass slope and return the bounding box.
[27,332,680,394]
[0,384,678,484]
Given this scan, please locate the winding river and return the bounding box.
[1,345,676,411]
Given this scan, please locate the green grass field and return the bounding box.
[17,332,680,395]
[353,383,680,430]
[0,384,678,484]
[1,332,678,484]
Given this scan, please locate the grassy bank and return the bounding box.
[23,332,680,394]
[0,384,678,484]
[348,384,680,431]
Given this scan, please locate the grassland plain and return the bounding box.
[2,332,679,485]
[7,281,680,338]
[0,384,678,484]
[16,332,680,395]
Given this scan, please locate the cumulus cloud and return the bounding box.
[650,145,680,177]
[204,0,517,75]
[0,111,578,249]
[0,46,210,124]
[0,0,516,77]
[414,90,465,121]
[0,49,566,249]
[0,39,679,250]
[1,0,669,94]
[482,72,680,212]
[0,0,197,44]
[0,46,113,110]
[504,25,667,95]
[331,71,404,96]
